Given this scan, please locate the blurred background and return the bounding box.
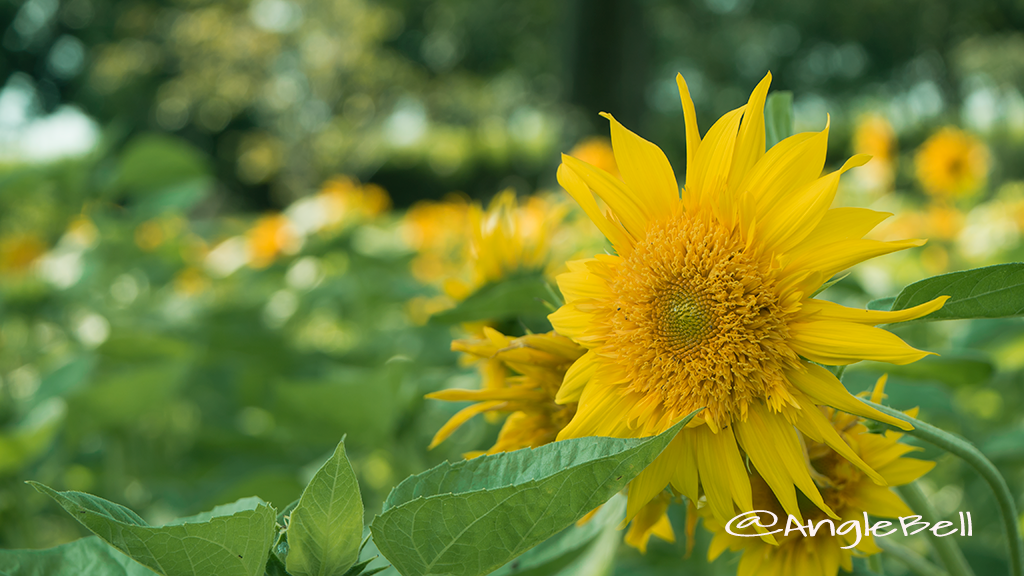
[4,0,1024,574]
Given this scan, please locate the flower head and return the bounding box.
[700,376,935,576]
[915,127,989,199]
[550,72,947,529]
[247,213,300,268]
[427,328,584,456]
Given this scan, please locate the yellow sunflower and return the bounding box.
[701,376,935,576]
[427,327,584,456]
[428,327,678,552]
[851,114,897,192]
[914,127,989,199]
[549,71,948,529]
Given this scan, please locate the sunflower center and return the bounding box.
[606,212,800,428]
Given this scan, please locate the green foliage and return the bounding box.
[286,439,364,576]
[428,275,554,326]
[0,536,154,576]
[764,91,794,148]
[115,134,210,196]
[369,414,697,576]
[884,263,1024,321]
[30,483,277,576]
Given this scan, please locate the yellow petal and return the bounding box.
[547,304,595,343]
[688,106,744,206]
[789,320,936,365]
[791,390,885,485]
[555,259,612,303]
[735,404,836,522]
[556,349,598,404]
[786,363,912,430]
[758,155,871,255]
[799,296,949,325]
[875,457,936,486]
[797,207,892,247]
[556,162,633,251]
[695,426,753,526]
[676,74,701,186]
[670,427,700,502]
[851,484,914,518]
[562,154,650,240]
[627,436,678,521]
[428,400,505,449]
[557,383,633,439]
[601,112,679,216]
[728,72,772,194]
[785,238,926,288]
[739,124,827,217]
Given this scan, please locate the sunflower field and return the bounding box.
[3,2,1024,576]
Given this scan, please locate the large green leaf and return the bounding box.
[489,494,626,576]
[429,275,553,325]
[286,439,364,576]
[883,263,1024,321]
[30,484,277,576]
[0,536,154,576]
[764,91,794,148]
[369,412,698,576]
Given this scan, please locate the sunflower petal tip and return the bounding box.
[599,111,613,121]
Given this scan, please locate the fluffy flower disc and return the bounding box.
[549,71,949,527]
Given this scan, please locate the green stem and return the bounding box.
[897,482,974,576]
[862,399,1022,576]
[876,532,949,576]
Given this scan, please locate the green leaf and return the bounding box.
[810,272,849,298]
[30,483,277,576]
[867,297,895,311]
[764,91,794,148]
[286,439,364,576]
[489,494,626,576]
[887,263,1024,321]
[0,536,154,576]
[860,354,994,388]
[116,134,210,195]
[429,275,553,325]
[0,398,66,475]
[369,411,699,576]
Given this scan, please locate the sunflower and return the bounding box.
[700,376,935,576]
[428,327,678,552]
[549,71,948,529]
[427,328,584,456]
[914,127,989,199]
[851,114,897,192]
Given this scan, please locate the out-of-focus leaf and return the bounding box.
[983,430,1024,462]
[854,354,995,388]
[886,263,1024,321]
[287,439,364,576]
[30,484,277,576]
[0,536,154,576]
[29,355,96,411]
[369,413,698,576]
[764,91,794,148]
[116,134,209,195]
[429,275,553,325]
[867,296,896,311]
[0,398,66,475]
[130,179,212,219]
[490,494,626,576]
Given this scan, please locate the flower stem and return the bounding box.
[877,538,949,576]
[896,482,974,576]
[868,553,886,575]
[862,399,1022,576]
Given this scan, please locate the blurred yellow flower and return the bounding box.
[0,233,47,273]
[915,127,989,199]
[402,194,471,285]
[852,114,897,191]
[174,266,209,296]
[550,71,946,531]
[443,189,566,301]
[701,377,935,576]
[569,136,620,179]
[135,220,166,252]
[427,328,584,456]
[247,214,300,268]
[318,176,392,229]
